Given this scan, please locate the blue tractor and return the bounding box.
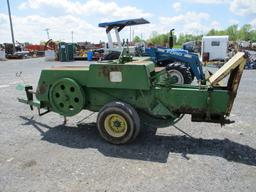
[146,30,205,84]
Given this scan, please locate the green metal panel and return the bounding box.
[36,62,154,102]
[67,43,74,61]
[59,42,68,62]
[154,87,229,114]
[87,63,152,89]
[59,42,74,62]
[36,67,89,102]
[84,87,229,116]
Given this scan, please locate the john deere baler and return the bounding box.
[18,52,246,144]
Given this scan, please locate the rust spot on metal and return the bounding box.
[226,63,244,114]
[38,84,47,94]
[100,65,122,78]
[102,66,110,78]
[111,66,121,71]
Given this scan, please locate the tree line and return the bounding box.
[133,24,256,46]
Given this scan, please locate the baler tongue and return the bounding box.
[208,52,246,114]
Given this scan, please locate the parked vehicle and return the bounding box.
[201,36,229,62]
[146,30,204,84]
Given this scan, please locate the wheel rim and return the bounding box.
[104,114,128,138]
[168,70,184,84]
[49,78,85,116]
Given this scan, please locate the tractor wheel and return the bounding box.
[166,62,193,84]
[97,101,140,145]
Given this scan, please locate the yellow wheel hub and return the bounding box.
[104,114,128,138]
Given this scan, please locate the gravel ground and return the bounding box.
[0,58,256,192]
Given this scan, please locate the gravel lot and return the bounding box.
[0,58,256,192]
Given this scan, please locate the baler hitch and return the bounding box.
[18,85,50,116]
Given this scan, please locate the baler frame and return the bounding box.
[18,52,246,144]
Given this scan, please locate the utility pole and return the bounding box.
[132,29,134,42]
[7,0,15,54]
[45,28,50,39]
[129,26,132,43]
[71,31,74,43]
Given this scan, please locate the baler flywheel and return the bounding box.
[49,78,85,116]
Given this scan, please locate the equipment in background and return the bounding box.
[59,42,75,62]
[74,42,104,61]
[24,44,45,57]
[87,51,93,61]
[201,36,229,62]
[18,49,246,145]
[146,29,204,84]
[3,43,29,59]
[44,39,58,61]
[244,50,256,69]
[182,41,201,53]
[98,18,150,59]
[146,47,204,84]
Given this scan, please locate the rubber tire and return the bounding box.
[166,62,193,84]
[97,101,140,145]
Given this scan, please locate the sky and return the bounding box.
[0,0,255,44]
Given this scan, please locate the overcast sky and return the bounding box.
[0,0,255,44]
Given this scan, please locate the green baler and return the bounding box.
[18,52,246,144]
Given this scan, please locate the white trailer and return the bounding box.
[201,36,229,61]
